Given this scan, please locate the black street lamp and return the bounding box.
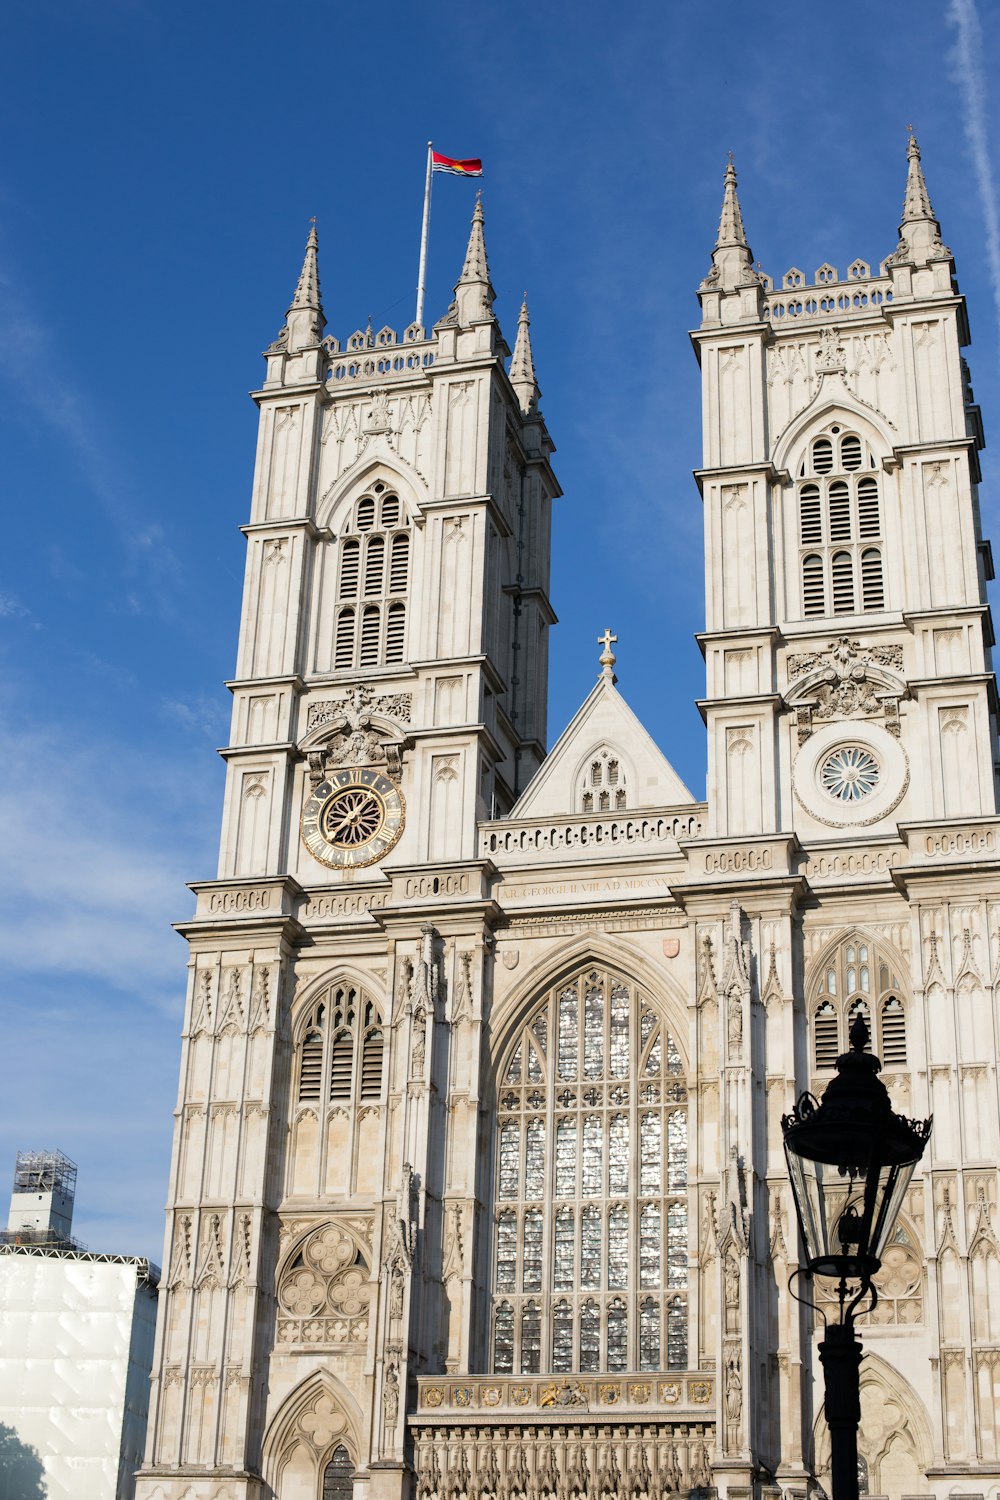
[782,1016,932,1500]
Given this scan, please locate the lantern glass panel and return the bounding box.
[784,1144,919,1278]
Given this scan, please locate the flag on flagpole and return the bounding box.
[432,151,483,177]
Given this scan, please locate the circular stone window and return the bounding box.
[792,720,908,829]
[819,745,881,803]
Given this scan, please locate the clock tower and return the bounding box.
[136,205,557,1500]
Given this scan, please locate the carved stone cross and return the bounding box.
[598,628,618,680]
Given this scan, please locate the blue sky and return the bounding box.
[1,0,998,1261]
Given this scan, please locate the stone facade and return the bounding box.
[137,140,1000,1500]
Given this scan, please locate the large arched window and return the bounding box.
[492,967,689,1374]
[331,483,410,671]
[288,980,385,1200]
[796,428,885,618]
[295,983,385,1105]
[809,933,908,1072]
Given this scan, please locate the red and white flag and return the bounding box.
[431,151,483,177]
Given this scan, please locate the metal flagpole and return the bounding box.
[416,141,433,329]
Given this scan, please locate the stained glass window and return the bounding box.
[498,1121,520,1200]
[552,1300,573,1372]
[523,1209,543,1293]
[580,1300,600,1370]
[494,1300,514,1373]
[580,1205,601,1288]
[521,1301,541,1373]
[639,1298,660,1371]
[491,967,689,1373]
[525,1119,545,1199]
[496,1211,517,1291]
[667,1296,688,1368]
[609,1115,629,1195]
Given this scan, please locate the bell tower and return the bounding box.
[137,203,558,1500]
[694,136,996,844]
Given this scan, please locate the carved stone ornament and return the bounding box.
[786,635,906,742]
[305,685,412,783]
[276,1222,372,1346]
[815,326,847,375]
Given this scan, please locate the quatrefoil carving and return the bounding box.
[277,1222,371,1323]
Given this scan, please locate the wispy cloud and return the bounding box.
[0,592,30,620]
[947,0,1000,366]
[161,691,230,740]
[0,269,185,618]
[0,704,212,1003]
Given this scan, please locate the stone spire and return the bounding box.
[893,128,950,265]
[509,294,539,415]
[285,220,326,351]
[704,156,758,291]
[454,193,496,325]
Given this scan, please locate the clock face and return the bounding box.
[301,768,405,869]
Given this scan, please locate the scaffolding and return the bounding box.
[12,1150,78,1200]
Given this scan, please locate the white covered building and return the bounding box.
[0,1152,158,1500]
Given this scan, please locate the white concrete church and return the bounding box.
[136,137,1000,1500]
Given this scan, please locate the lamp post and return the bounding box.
[781,1016,931,1500]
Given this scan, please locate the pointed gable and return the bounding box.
[511,675,695,819]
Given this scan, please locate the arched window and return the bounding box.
[491,967,688,1374]
[295,985,386,1104]
[810,934,908,1071]
[323,1445,354,1500]
[328,483,411,670]
[579,750,628,813]
[797,429,885,618]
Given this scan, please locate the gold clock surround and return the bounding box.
[301,767,405,869]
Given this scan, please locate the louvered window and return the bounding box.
[800,485,822,544]
[841,434,862,471]
[360,606,380,666]
[334,609,355,669]
[340,540,360,598]
[829,481,851,540]
[832,551,855,613]
[492,967,688,1374]
[881,995,907,1066]
[364,536,385,595]
[803,554,825,615]
[297,1023,325,1101]
[861,548,884,610]
[858,477,880,536]
[813,437,834,473]
[381,494,400,528]
[390,534,409,592]
[812,935,908,1073]
[325,484,411,671]
[293,984,385,1110]
[360,1028,383,1098]
[814,1001,839,1070]
[796,430,886,619]
[385,603,405,663]
[330,1032,354,1099]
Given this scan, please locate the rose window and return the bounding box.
[820,745,880,802]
